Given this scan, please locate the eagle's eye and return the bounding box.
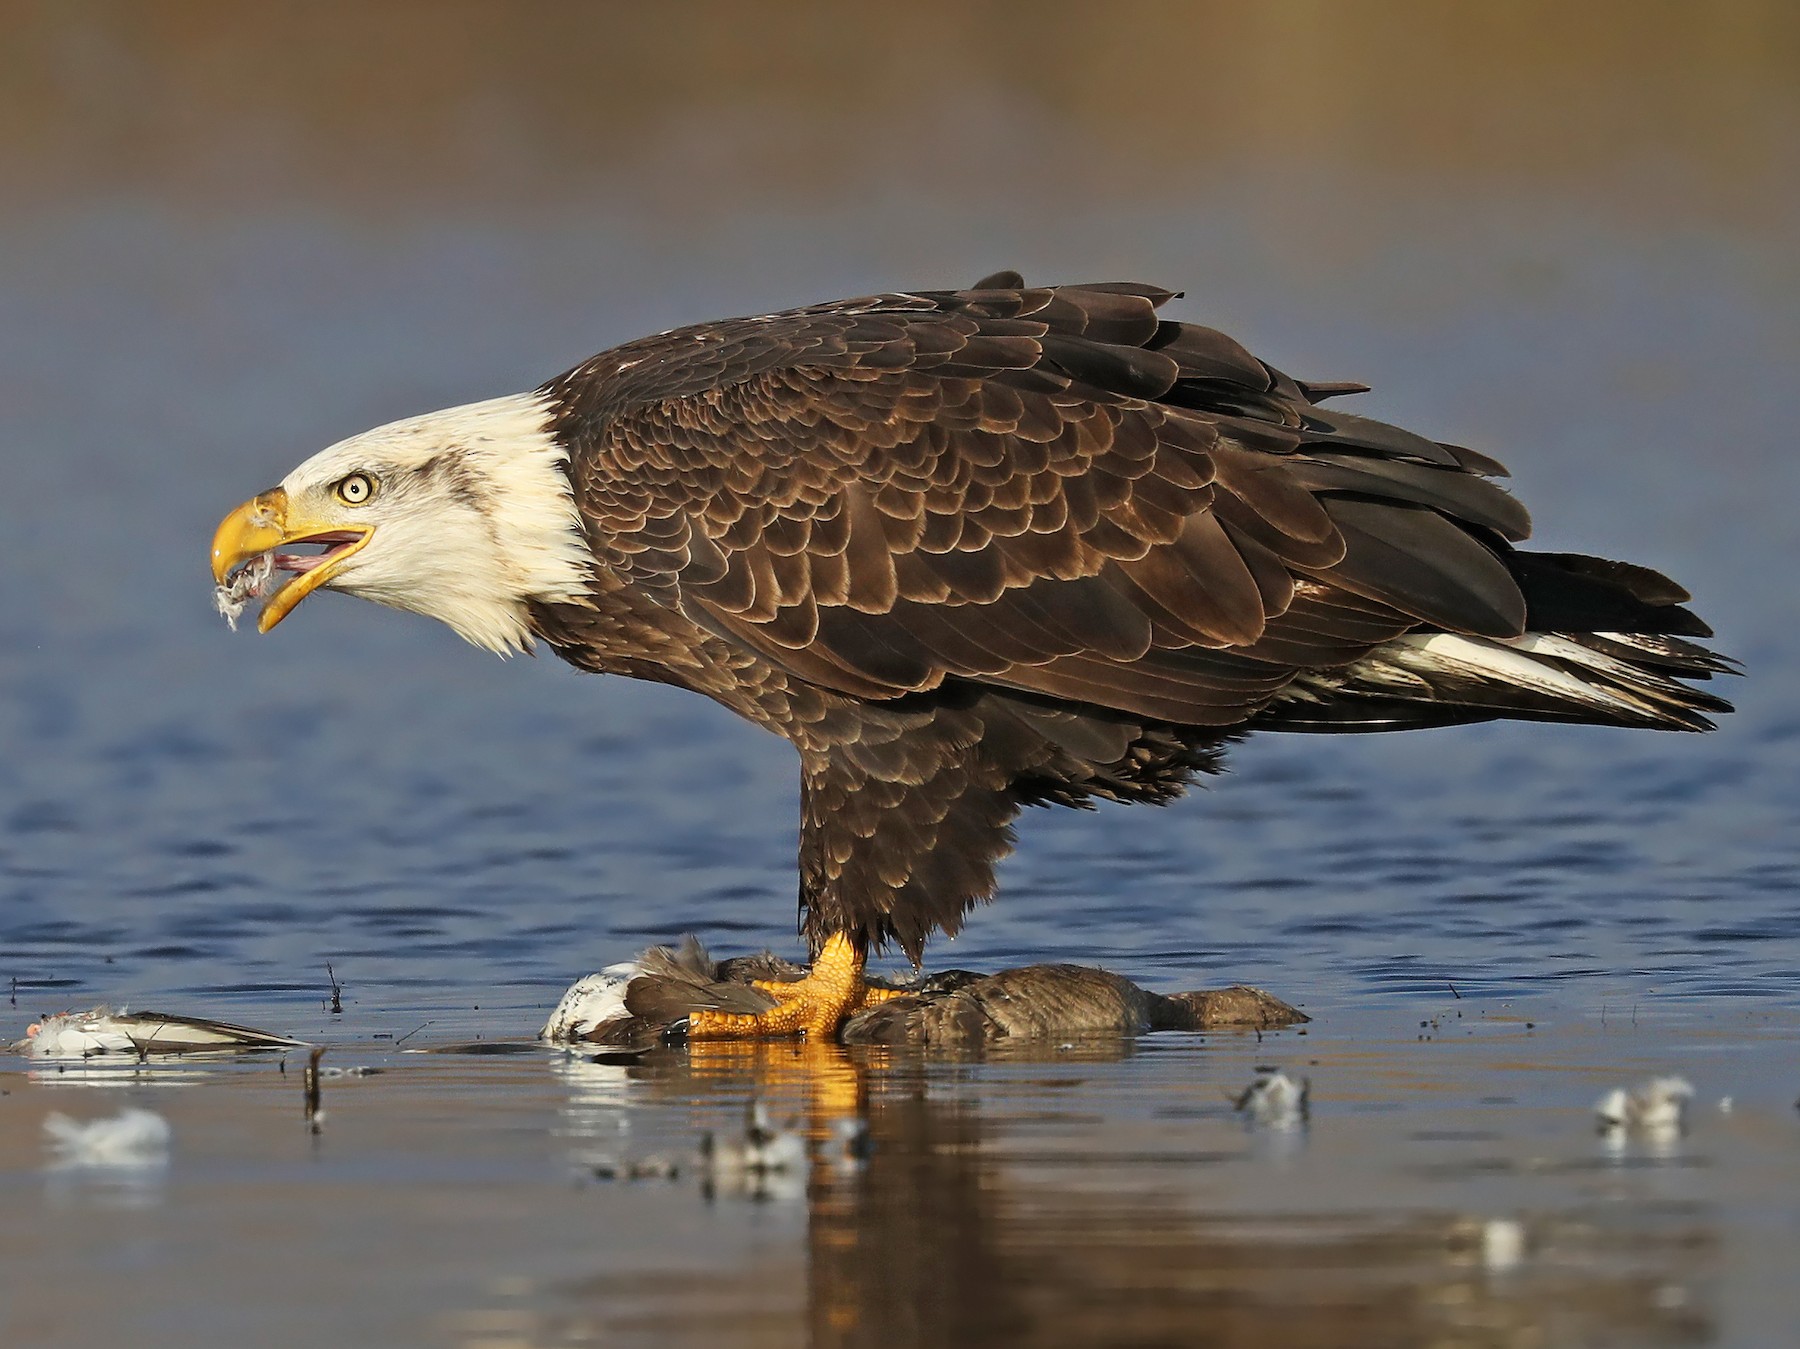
[335,472,376,505]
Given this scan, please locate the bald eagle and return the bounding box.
[212,275,1732,1038]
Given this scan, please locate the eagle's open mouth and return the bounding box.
[212,490,374,634]
[269,531,368,575]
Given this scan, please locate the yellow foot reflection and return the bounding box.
[687,932,904,1040]
[681,1038,868,1121]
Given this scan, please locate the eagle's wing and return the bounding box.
[543,279,1533,724]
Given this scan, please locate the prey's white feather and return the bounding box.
[20,1011,138,1058]
[540,962,642,1041]
[214,552,274,630]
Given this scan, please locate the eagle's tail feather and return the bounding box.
[1248,546,1733,734]
[1254,628,1735,734]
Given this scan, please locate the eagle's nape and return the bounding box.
[211,271,1736,1041]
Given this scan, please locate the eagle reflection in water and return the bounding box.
[521,1040,1714,1349]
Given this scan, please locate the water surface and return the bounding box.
[2,6,1798,1345]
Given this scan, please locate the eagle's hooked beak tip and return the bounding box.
[211,488,289,585]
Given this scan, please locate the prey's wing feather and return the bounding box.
[544,282,1532,724]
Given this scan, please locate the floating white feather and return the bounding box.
[1235,1069,1310,1128]
[43,1107,172,1167]
[1595,1075,1693,1133]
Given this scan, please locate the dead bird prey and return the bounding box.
[211,273,1733,1039]
[540,936,1307,1049]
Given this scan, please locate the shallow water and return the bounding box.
[5,1008,1797,1348]
[3,6,1800,1346]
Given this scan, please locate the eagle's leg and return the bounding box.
[686,933,901,1039]
[686,695,1030,1041]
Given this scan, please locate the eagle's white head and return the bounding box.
[211,392,593,654]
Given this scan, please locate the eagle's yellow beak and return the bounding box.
[211,488,373,633]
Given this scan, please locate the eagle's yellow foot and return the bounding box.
[687,933,904,1040]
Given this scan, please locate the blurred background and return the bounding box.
[2,0,1797,1018]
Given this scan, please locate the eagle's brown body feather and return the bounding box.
[524,276,1729,958]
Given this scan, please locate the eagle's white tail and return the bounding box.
[1262,628,1735,733]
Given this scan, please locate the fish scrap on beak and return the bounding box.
[210,487,373,632]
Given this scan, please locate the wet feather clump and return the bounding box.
[213,551,275,630]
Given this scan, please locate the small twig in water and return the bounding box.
[1446,980,1462,1000]
[135,1019,176,1064]
[9,977,16,1008]
[393,1021,432,1046]
[325,963,344,1015]
[303,1046,326,1134]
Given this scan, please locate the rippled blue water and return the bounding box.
[3,191,1797,1040]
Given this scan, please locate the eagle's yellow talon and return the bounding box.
[687,933,900,1040]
